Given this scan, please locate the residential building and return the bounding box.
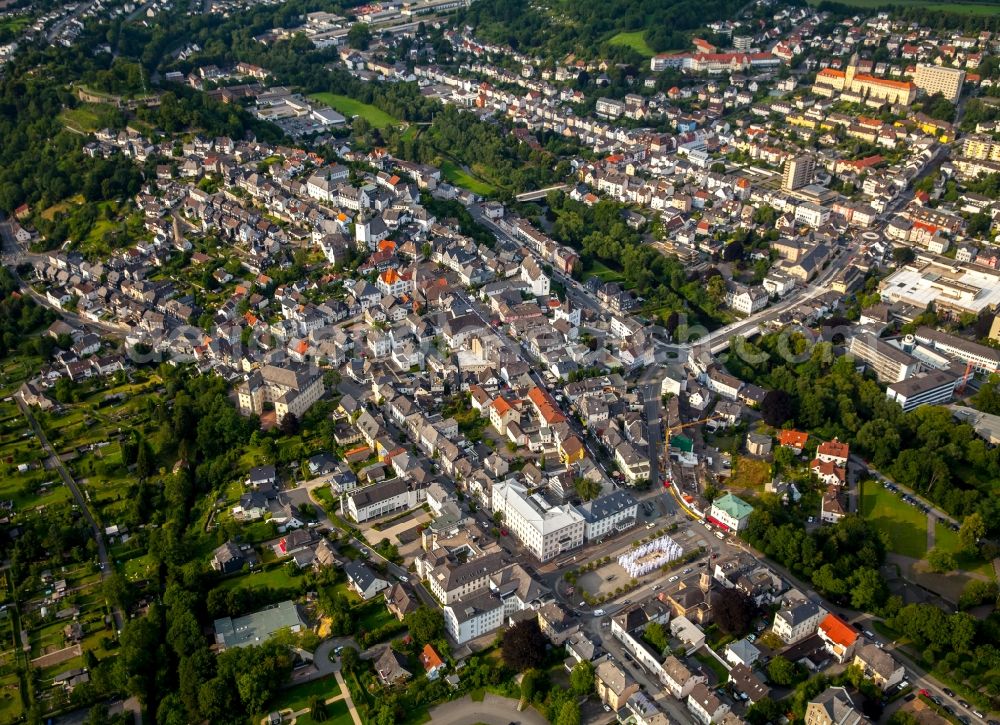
[725,638,761,668]
[596,659,640,711]
[345,477,429,522]
[817,613,859,664]
[774,601,826,644]
[852,644,904,691]
[213,600,304,650]
[729,663,770,704]
[662,655,706,699]
[375,647,412,686]
[913,63,965,103]
[491,480,585,561]
[804,687,865,725]
[783,154,815,191]
[344,561,389,600]
[708,493,753,532]
[687,682,731,724]
[420,644,446,680]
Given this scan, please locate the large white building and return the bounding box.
[913,63,965,103]
[237,364,324,424]
[491,480,584,561]
[886,369,959,412]
[576,491,638,541]
[443,590,504,644]
[879,260,1000,319]
[345,477,429,523]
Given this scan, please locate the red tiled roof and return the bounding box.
[819,613,857,647]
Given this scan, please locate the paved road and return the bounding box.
[15,397,123,635]
[428,693,548,725]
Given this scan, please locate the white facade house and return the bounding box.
[491,480,584,561]
[345,478,429,523]
[444,590,504,644]
[773,601,826,644]
[576,491,639,541]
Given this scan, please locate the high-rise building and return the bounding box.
[913,63,965,103]
[782,154,815,190]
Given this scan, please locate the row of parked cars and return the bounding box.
[881,480,960,532]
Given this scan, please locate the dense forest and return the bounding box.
[728,334,1000,529]
[817,1,1000,34]
[0,268,55,359]
[460,0,749,58]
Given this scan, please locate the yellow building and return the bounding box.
[812,55,916,106]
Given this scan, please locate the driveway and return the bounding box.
[428,694,547,725]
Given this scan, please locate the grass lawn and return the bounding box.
[59,103,114,134]
[269,674,342,713]
[805,0,1000,12]
[356,600,395,632]
[607,31,655,58]
[582,259,625,284]
[693,649,729,682]
[860,481,928,559]
[220,564,303,593]
[440,160,496,196]
[0,672,22,724]
[728,456,771,489]
[308,92,399,129]
[295,700,354,725]
[933,522,995,578]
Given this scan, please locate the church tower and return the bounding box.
[699,570,712,593]
[844,53,859,89]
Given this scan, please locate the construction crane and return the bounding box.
[664,413,727,447]
[955,360,974,395]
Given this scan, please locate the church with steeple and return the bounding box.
[812,53,917,106]
[661,571,719,625]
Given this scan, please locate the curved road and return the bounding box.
[428,694,548,725]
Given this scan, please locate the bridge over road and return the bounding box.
[515,184,569,202]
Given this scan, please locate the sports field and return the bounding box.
[308,92,400,129]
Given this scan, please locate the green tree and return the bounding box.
[643,621,669,652]
[767,656,803,686]
[554,700,581,725]
[569,660,595,696]
[958,512,985,555]
[405,607,444,645]
[927,547,957,573]
[347,23,372,50]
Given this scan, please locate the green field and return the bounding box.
[805,0,1000,14]
[0,16,31,35]
[860,481,928,559]
[308,93,399,129]
[582,259,625,284]
[440,160,496,196]
[59,103,114,134]
[607,31,655,58]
